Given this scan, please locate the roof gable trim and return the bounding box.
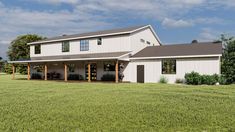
[28,25,160,45]
[130,54,222,60]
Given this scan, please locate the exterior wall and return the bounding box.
[124,60,161,83]
[29,27,160,58]
[127,57,220,83]
[130,28,160,55]
[29,57,220,83]
[30,35,131,57]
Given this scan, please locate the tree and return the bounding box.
[191,40,198,44]
[4,63,12,74]
[216,34,234,50]
[219,34,235,84]
[7,34,45,74]
[0,57,3,72]
[221,39,235,84]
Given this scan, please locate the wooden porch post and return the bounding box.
[88,63,91,82]
[12,64,15,80]
[44,64,47,80]
[64,63,68,82]
[115,60,119,83]
[27,63,30,80]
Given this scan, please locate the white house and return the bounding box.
[9,25,222,83]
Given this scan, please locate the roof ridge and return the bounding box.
[28,25,149,45]
[161,41,221,46]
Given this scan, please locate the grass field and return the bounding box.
[0,74,234,131]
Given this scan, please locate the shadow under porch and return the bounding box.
[13,60,128,83]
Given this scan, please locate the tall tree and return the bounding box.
[7,34,45,74]
[216,34,234,49]
[0,57,3,72]
[222,39,235,84]
[218,34,235,84]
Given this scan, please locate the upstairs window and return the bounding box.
[140,39,145,43]
[35,45,41,54]
[146,41,151,45]
[162,59,176,74]
[62,41,70,52]
[97,38,102,45]
[80,40,89,51]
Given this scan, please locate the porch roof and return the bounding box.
[8,51,130,64]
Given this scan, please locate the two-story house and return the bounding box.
[9,25,222,83]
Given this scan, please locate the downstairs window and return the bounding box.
[162,59,176,74]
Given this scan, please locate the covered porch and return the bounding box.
[8,52,130,83]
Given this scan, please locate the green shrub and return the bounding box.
[219,75,227,85]
[212,74,219,82]
[101,74,115,81]
[68,74,84,80]
[200,75,217,85]
[0,61,5,72]
[185,72,221,85]
[17,64,28,75]
[4,63,13,74]
[175,78,184,84]
[31,73,42,79]
[159,76,168,84]
[185,71,201,85]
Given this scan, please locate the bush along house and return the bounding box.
[8,25,222,83]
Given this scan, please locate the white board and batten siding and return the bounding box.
[30,35,131,57]
[130,28,160,55]
[30,27,159,58]
[125,57,220,83]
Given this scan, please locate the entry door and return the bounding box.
[137,65,144,83]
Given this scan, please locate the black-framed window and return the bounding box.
[33,65,43,72]
[104,62,121,71]
[140,39,145,43]
[146,41,151,45]
[80,40,89,51]
[162,59,176,74]
[62,41,70,52]
[35,45,41,54]
[68,64,75,72]
[97,38,102,45]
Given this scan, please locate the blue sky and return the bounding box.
[0,0,235,59]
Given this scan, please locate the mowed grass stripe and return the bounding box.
[0,74,234,131]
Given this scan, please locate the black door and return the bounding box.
[137,65,144,83]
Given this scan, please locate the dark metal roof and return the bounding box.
[29,25,147,44]
[132,42,222,58]
[31,51,130,61]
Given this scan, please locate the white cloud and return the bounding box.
[25,0,208,20]
[198,27,235,42]
[162,18,193,28]
[29,0,79,5]
[0,2,113,59]
[209,0,235,8]
[198,28,219,41]
[0,0,234,59]
[161,17,226,28]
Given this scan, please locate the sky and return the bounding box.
[0,0,235,59]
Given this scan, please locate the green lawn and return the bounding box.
[0,74,234,131]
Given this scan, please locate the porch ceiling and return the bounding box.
[8,51,131,64]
